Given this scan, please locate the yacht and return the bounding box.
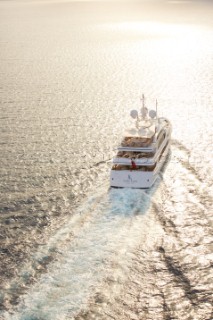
[110,95,172,188]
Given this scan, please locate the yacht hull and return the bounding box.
[110,170,156,188]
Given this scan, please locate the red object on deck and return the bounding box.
[131,159,137,169]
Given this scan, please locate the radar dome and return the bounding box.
[130,110,138,119]
[149,110,156,119]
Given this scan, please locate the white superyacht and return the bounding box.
[110,95,172,188]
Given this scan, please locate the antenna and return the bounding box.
[141,94,145,109]
[140,94,148,119]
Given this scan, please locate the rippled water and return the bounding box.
[0,1,213,319]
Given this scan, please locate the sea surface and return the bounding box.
[0,1,212,319]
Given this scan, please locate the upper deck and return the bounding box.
[112,118,171,166]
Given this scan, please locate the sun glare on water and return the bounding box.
[102,20,208,69]
[105,21,206,47]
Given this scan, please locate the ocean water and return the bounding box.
[0,1,212,319]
